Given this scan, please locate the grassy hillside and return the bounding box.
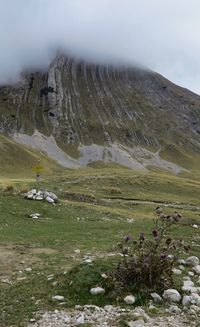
[0,134,64,180]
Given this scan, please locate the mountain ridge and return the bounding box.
[1,54,200,172]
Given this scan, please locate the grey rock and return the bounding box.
[90,287,105,295]
[186,256,199,267]
[150,293,163,303]
[46,196,54,204]
[163,289,181,303]
[124,295,136,305]
[192,265,200,275]
[51,295,65,301]
[168,305,182,314]
[127,319,144,327]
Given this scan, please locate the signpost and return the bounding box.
[33,160,44,182]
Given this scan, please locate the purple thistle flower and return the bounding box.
[152,229,159,238]
[160,254,167,260]
[124,236,132,242]
[140,232,145,241]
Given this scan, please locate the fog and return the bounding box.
[0,0,200,94]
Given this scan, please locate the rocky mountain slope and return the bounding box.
[0,55,200,172]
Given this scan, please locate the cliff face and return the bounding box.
[0,55,200,171]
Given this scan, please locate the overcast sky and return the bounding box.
[0,0,200,94]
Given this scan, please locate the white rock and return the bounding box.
[124,295,136,305]
[177,259,186,265]
[192,224,198,229]
[184,280,194,287]
[76,313,85,325]
[186,256,199,267]
[46,196,54,204]
[27,193,34,199]
[188,271,195,276]
[163,289,181,303]
[25,268,32,272]
[190,305,200,313]
[168,305,181,314]
[192,265,200,275]
[182,295,193,306]
[83,259,92,264]
[49,192,58,201]
[183,276,191,281]
[31,189,37,194]
[35,195,43,201]
[172,268,182,275]
[127,319,144,327]
[52,295,65,301]
[178,265,185,271]
[74,249,81,254]
[90,287,105,295]
[150,293,163,303]
[43,191,50,199]
[101,273,108,279]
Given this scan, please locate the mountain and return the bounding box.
[0,54,200,173]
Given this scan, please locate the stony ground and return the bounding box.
[27,305,197,327]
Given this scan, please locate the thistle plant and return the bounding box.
[107,210,190,296]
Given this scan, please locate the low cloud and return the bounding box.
[0,0,200,93]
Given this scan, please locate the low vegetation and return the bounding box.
[0,167,199,326]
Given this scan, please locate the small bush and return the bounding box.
[106,210,190,297]
[4,185,15,194]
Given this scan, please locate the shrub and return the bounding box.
[4,185,15,194]
[106,210,189,297]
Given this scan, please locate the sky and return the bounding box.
[0,0,200,94]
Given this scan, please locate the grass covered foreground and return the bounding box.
[0,167,200,326]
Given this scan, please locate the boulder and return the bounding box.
[192,265,200,275]
[90,287,105,295]
[172,268,182,275]
[49,192,58,201]
[150,293,163,303]
[163,289,181,303]
[127,320,144,327]
[52,295,65,301]
[124,295,136,305]
[168,305,181,314]
[46,196,54,204]
[186,256,199,267]
[182,295,193,306]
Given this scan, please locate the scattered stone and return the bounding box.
[186,256,199,267]
[163,289,181,303]
[46,196,54,204]
[76,313,85,325]
[29,213,41,219]
[127,319,145,327]
[101,273,108,279]
[182,295,193,306]
[52,281,58,287]
[51,295,65,301]
[177,259,186,265]
[188,271,195,277]
[90,287,105,295]
[74,249,81,254]
[124,295,136,305]
[192,265,200,275]
[192,224,198,229]
[24,189,58,204]
[83,259,92,264]
[168,305,181,314]
[150,293,163,303]
[172,268,182,275]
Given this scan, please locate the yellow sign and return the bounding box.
[33,164,44,174]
